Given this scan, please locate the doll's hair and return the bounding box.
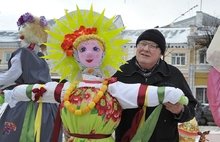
[18,12,50,52]
[73,34,105,51]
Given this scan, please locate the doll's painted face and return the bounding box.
[77,39,104,68]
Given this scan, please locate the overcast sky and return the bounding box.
[0,0,220,30]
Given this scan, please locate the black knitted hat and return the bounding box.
[136,29,166,55]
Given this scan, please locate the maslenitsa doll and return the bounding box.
[0,5,188,142]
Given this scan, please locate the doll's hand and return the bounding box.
[163,87,188,105]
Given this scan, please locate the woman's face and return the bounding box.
[77,39,104,68]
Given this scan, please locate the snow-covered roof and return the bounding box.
[0,30,19,42]
[121,28,190,44]
[0,28,191,44]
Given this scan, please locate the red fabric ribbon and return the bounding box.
[70,133,111,139]
[106,77,117,85]
[83,80,102,84]
[121,84,147,142]
[121,110,144,142]
[32,87,46,102]
[28,43,36,51]
[51,106,62,142]
[54,83,64,103]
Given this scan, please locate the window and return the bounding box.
[198,49,208,64]
[2,52,12,63]
[171,53,185,65]
[196,87,208,103]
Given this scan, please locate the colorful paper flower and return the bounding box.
[40,17,48,26]
[61,26,97,56]
[17,12,35,26]
[2,122,16,135]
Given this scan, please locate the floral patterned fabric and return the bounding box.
[60,86,122,142]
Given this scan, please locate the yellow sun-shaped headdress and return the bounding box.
[43,5,130,82]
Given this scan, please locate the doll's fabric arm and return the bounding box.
[0,52,22,89]
[108,81,188,109]
[3,82,70,108]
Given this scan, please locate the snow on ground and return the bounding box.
[199,125,220,134]
[196,125,220,142]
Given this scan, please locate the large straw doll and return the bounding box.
[0,5,189,142]
[44,6,129,141]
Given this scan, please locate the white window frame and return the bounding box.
[171,53,186,66]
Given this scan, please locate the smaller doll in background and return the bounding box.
[0,12,63,142]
